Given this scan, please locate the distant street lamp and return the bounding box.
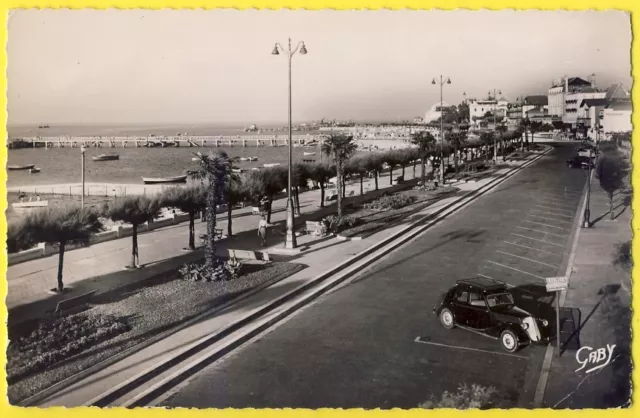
[432,75,451,186]
[81,145,86,208]
[489,89,502,163]
[272,38,307,249]
[583,124,601,228]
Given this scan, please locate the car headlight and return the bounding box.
[521,322,529,329]
[541,319,549,327]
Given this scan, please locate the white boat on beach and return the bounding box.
[8,164,35,171]
[141,175,188,184]
[191,157,200,161]
[249,157,258,161]
[263,163,281,168]
[12,201,49,211]
[239,157,250,161]
[231,168,245,174]
[303,152,316,156]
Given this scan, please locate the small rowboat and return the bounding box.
[29,167,41,174]
[191,157,200,162]
[248,157,258,161]
[303,152,316,156]
[263,163,281,168]
[231,168,244,174]
[92,153,120,162]
[239,157,250,161]
[141,175,188,184]
[8,164,35,171]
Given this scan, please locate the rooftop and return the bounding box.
[606,100,632,111]
[525,95,548,106]
[580,98,609,108]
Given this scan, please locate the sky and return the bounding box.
[7,9,632,126]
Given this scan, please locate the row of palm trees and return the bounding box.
[8,130,524,290]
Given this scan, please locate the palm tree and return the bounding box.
[363,153,384,191]
[105,195,160,269]
[160,185,207,251]
[191,151,231,272]
[321,134,357,219]
[293,163,311,215]
[520,117,531,151]
[260,166,288,223]
[225,173,247,237]
[480,132,495,163]
[448,131,466,175]
[8,205,102,292]
[411,131,436,185]
[530,120,543,147]
[308,162,333,207]
[347,155,368,195]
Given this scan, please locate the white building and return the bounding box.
[601,101,632,134]
[547,74,607,127]
[468,98,508,120]
[424,101,452,123]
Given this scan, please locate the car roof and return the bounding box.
[456,277,507,291]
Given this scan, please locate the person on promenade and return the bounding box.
[258,215,268,247]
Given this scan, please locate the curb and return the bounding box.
[532,163,591,408]
[82,146,551,407]
[18,262,306,407]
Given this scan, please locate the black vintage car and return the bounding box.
[433,277,550,352]
[566,155,595,169]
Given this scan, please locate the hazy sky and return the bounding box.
[8,9,632,125]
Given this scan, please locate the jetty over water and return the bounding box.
[14,134,327,148]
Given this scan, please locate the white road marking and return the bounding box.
[414,337,529,359]
[510,233,565,247]
[486,260,545,280]
[503,241,562,256]
[534,204,573,214]
[536,200,576,209]
[530,209,573,219]
[496,250,559,269]
[522,220,569,231]
[516,226,568,238]
[527,214,572,224]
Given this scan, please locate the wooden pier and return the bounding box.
[15,134,327,149]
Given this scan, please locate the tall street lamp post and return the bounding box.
[583,124,601,228]
[272,38,307,249]
[432,75,451,186]
[81,145,86,208]
[490,89,502,163]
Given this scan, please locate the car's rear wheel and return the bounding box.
[500,329,519,353]
[439,308,455,329]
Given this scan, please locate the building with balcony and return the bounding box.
[547,74,607,127]
[469,97,508,120]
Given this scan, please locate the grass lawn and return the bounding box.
[338,186,460,238]
[8,261,303,404]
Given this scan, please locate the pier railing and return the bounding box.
[14,134,328,148]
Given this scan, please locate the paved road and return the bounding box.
[155,143,587,408]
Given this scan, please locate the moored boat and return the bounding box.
[231,168,245,174]
[141,175,188,184]
[248,157,258,161]
[8,164,35,171]
[263,163,281,168]
[29,167,41,174]
[239,157,250,161]
[92,153,120,162]
[303,152,316,156]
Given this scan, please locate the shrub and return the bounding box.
[179,257,244,282]
[7,313,130,383]
[613,240,632,272]
[363,194,417,211]
[419,383,504,409]
[323,215,359,233]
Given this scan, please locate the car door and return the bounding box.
[450,289,471,326]
[467,292,492,330]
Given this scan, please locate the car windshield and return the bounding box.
[486,293,514,307]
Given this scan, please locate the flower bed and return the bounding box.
[8,261,304,404]
[7,313,130,385]
[338,187,459,239]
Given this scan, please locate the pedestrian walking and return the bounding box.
[257,215,268,247]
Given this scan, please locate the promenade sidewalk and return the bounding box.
[6,167,422,314]
[541,176,632,408]
[34,156,532,407]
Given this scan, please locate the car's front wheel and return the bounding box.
[439,308,455,330]
[500,329,520,353]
